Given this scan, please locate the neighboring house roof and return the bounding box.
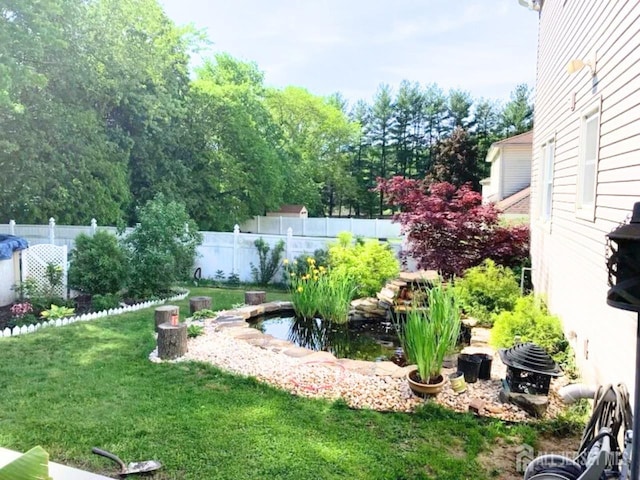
[273,204,307,214]
[491,130,533,147]
[486,130,533,163]
[495,186,530,215]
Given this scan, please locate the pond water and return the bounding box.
[249,314,402,362]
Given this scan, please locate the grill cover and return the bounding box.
[499,342,562,376]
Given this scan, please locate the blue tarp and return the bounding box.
[0,235,28,260]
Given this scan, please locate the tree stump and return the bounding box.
[189,296,212,314]
[157,323,188,360]
[245,290,266,305]
[155,305,179,332]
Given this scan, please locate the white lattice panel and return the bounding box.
[21,244,68,298]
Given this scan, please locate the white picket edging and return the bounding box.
[0,289,189,338]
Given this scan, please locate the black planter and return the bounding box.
[475,353,493,380]
[457,354,482,383]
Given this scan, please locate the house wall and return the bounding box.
[483,154,502,202]
[531,0,640,391]
[502,146,532,198]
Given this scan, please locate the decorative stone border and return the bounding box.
[206,300,413,378]
[0,289,190,338]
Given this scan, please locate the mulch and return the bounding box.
[0,294,138,330]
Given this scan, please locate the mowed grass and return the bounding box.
[0,287,535,479]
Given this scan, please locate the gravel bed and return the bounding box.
[150,320,565,420]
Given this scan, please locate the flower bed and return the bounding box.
[0,289,189,338]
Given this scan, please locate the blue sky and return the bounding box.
[158,0,539,106]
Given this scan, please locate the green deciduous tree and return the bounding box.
[188,54,286,229]
[266,86,357,216]
[125,195,202,297]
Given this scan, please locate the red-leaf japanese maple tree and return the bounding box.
[376,177,529,278]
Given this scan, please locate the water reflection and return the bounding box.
[250,315,401,361]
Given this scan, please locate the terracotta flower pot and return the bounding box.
[407,368,445,396]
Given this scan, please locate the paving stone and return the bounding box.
[235,331,268,341]
[337,359,376,375]
[215,315,245,324]
[282,347,314,358]
[262,302,283,313]
[373,361,406,378]
[262,338,293,349]
[215,320,248,329]
[296,351,337,364]
[224,327,256,338]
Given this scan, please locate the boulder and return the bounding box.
[499,389,549,418]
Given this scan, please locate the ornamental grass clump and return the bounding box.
[401,281,461,383]
[286,257,356,323]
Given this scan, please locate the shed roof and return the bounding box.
[273,204,307,214]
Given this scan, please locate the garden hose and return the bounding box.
[577,383,632,460]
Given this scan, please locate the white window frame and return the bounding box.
[540,138,555,222]
[576,98,602,221]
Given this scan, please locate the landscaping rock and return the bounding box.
[398,270,438,283]
[499,389,549,418]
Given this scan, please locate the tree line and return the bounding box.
[0,0,533,230]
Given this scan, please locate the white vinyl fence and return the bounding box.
[240,215,401,238]
[0,220,406,284]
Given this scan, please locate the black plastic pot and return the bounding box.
[457,354,482,383]
[475,353,493,380]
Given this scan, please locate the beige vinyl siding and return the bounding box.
[531,0,640,390]
[502,146,532,198]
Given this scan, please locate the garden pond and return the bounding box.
[249,314,403,362]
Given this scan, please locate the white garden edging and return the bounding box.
[0,289,190,338]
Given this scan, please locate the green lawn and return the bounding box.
[0,287,536,479]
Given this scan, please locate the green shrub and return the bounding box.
[454,259,521,326]
[250,238,285,285]
[69,231,128,295]
[192,309,216,320]
[28,295,68,313]
[328,232,399,297]
[91,293,122,312]
[226,273,240,286]
[491,295,570,366]
[288,249,328,278]
[125,195,203,298]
